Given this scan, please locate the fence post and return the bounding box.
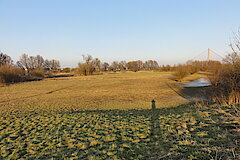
[152,99,156,110]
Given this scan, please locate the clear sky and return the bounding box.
[0,0,239,67]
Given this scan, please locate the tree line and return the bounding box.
[78,55,159,75]
[0,53,61,84]
[0,53,61,71]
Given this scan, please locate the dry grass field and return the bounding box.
[0,71,239,159]
[0,71,188,114]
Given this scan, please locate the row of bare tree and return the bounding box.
[0,53,61,71]
[16,54,60,71]
[78,55,159,75]
[160,60,222,73]
[0,53,61,83]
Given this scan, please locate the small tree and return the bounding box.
[0,52,12,66]
[119,61,127,70]
[136,60,143,70]
[229,28,240,55]
[224,29,240,65]
[78,55,97,76]
[50,59,60,70]
[144,60,159,70]
[17,54,30,71]
[102,62,109,71]
[44,59,51,70]
[35,55,45,68]
[43,59,60,71]
[173,65,189,81]
[127,61,140,72]
[111,61,119,72]
[223,52,240,65]
[78,63,88,76]
[93,58,101,72]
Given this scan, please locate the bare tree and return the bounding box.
[44,59,51,70]
[102,62,109,71]
[127,61,140,72]
[93,58,101,72]
[144,60,159,70]
[50,59,60,70]
[83,55,93,65]
[223,52,240,65]
[0,52,12,66]
[17,54,30,70]
[29,56,36,69]
[78,55,96,75]
[17,54,47,70]
[137,60,143,70]
[225,29,240,65]
[35,55,44,68]
[230,29,240,54]
[43,59,60,70]
[119,61,127,70]
[111,61,119,71]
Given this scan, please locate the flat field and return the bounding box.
[0,71,188,113]
[0,72,239,159]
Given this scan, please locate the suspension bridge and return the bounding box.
[189,48,225,62]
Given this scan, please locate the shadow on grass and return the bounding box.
[179,86,209,100]
[54,103,200,159]
[165,81,210,101]
[1,103,238,159]
[53,103,238,159]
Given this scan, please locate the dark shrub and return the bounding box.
[0,65,25,84]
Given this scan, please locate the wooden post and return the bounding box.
[152,99,156,110]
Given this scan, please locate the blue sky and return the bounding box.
[0,0,239,67]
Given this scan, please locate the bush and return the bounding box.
[208,63,240,104]
[173,65,190,81]
[61,68,71,73]
[29,68,45,78]
[78,55,97,76]
[0,65,25,84]
[188,65,199,74]
[160,65,172,72]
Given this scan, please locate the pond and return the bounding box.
[180,78,211,88]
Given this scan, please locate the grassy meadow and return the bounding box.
[0,71,239,159]
[0,71,188,113]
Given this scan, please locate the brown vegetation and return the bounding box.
[0,53,61,84]
[78,55,101,76]
[208,63,240,104]
[172,61,220,81]
[207,30,240,105]
[173,65,190,81]
[0,65,25,84]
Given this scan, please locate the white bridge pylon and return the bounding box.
[190,48,224,62]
